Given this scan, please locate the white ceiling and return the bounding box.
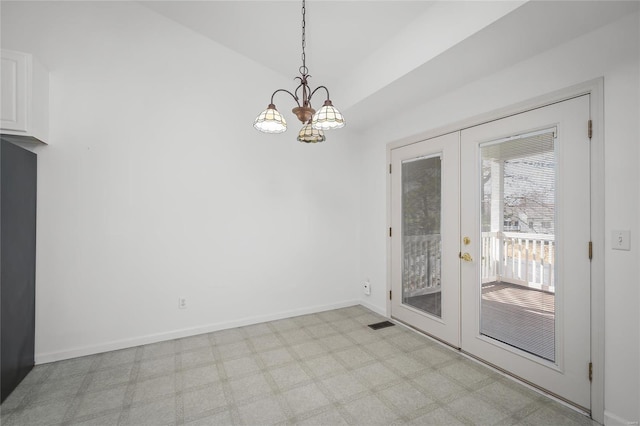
[141,1,637,130]
[143,1,435,83]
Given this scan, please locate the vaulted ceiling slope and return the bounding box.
[141,1,637,130]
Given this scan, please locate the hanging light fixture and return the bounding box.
[253,0,345,143]
[297,122,325,143]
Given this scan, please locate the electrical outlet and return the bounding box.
[178,298,187,309]
[612,230,630,251]
[363,280,371,296]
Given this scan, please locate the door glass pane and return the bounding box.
[480,130,556,362]
[402,155,442,318]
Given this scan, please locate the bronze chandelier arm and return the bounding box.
[309,85,331,103]
[270,89,300,107]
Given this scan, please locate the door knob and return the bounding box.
[459,252,473,262]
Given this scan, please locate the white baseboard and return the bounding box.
[35,299,362,364]
[604,410,639,426]
[359,299,387,317]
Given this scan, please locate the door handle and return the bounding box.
[459,252,473,262]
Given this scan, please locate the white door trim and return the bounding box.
[385,78,604,423]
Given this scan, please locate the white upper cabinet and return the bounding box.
[1,50,49,144]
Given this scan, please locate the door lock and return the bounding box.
[459,252,473,262]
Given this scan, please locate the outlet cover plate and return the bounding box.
[178,298,187,309]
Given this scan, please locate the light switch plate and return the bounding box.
[611,230,630,251]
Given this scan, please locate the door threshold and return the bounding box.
[391,316,592,419]
[391,315,460,350]
[459,350,590,416]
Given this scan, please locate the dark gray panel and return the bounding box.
[1,139,37,402]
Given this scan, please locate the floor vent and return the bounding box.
[368,321,395,330]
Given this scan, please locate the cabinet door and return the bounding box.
[1,50,28,133]
[1,49,48,143]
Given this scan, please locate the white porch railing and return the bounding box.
[402,232,554,297]
[403,234,441,297]
[481,232,555,292]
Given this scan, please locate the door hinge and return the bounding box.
[588,120,593,139]
[588,362,593,382]
[389,163,392,174]
[588,241,593,260]
[389,227,392,237]
[389,290,392,300]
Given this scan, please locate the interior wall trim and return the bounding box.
[604,410,638,426]
[359,299,386,317]
[387,79,602,151]
[35,299,362,364]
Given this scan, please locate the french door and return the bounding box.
[390,132,460,347]
[390,95,591,410]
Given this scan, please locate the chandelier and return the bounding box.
[253,0,345,143]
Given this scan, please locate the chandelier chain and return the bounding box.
[300,0,307,75]
[253,0,344,138]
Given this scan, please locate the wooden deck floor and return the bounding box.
[481,282,555,361]
[406,282,556,361]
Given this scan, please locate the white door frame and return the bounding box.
[385,78,604,423]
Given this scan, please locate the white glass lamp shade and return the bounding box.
[311,100,345,130]
[297,123,326,143]
[254,104,287,133]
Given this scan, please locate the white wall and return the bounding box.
[1,1,360,362]
[357,10,640,425]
